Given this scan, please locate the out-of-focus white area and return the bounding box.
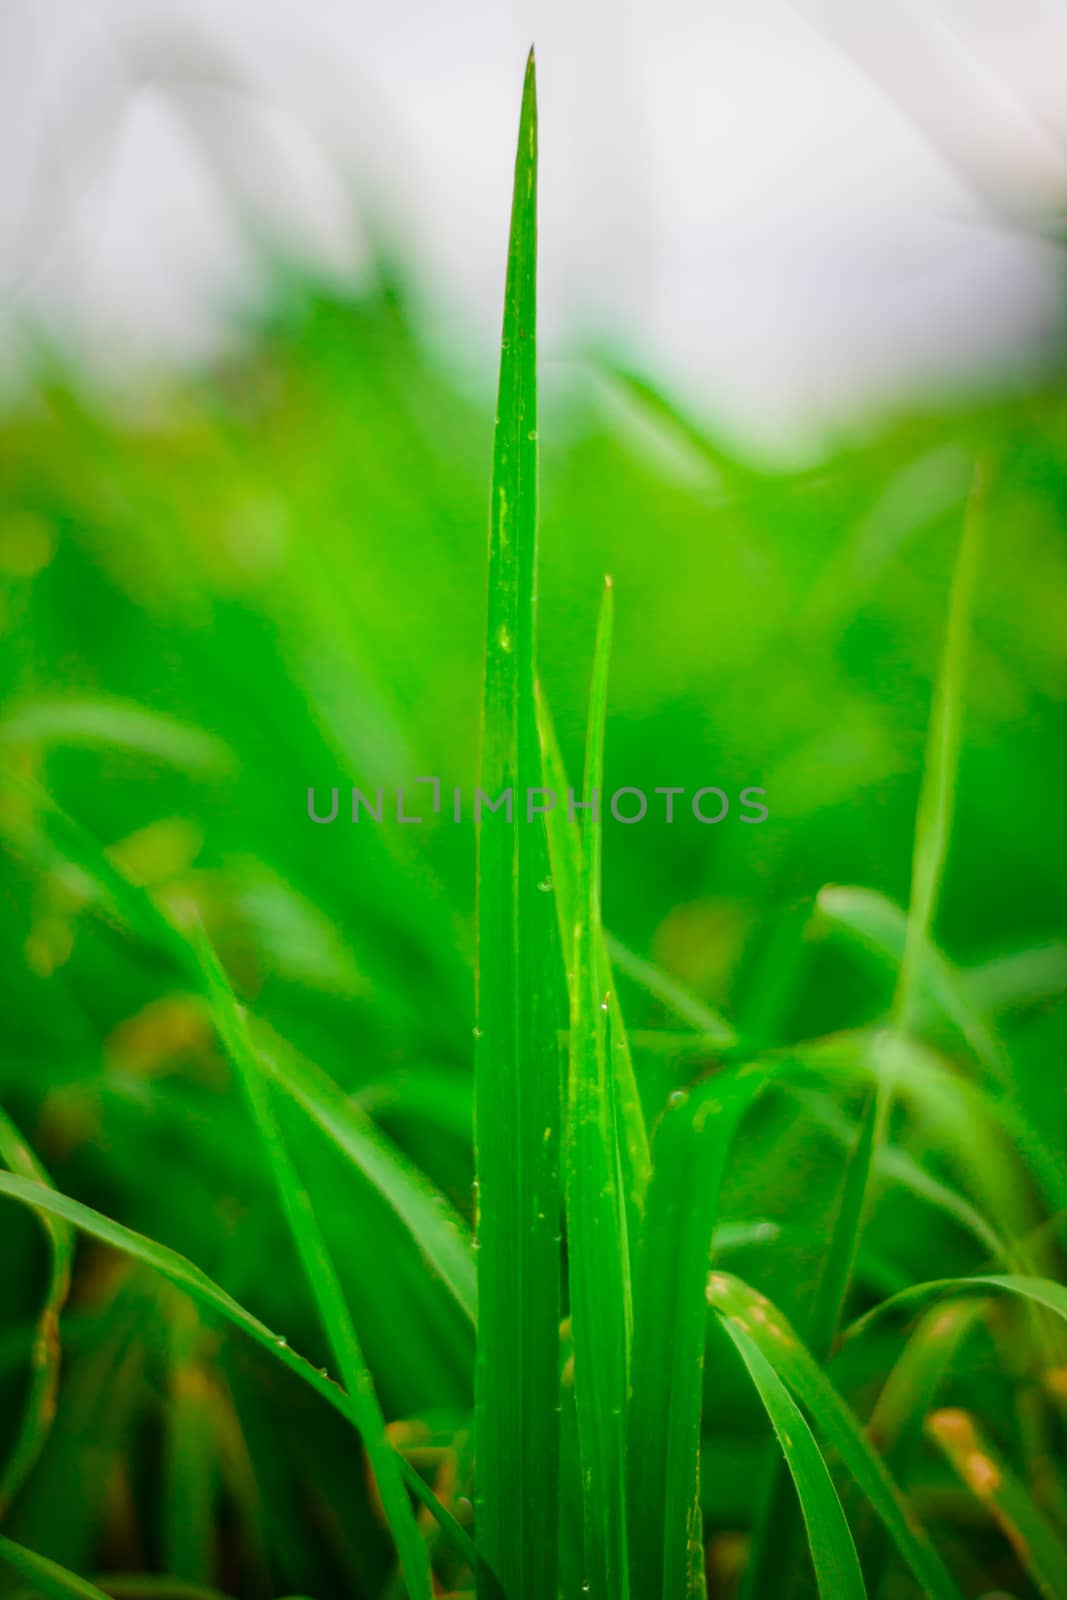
[3,0,1067,447]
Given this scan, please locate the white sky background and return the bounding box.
[3,0,1067,448]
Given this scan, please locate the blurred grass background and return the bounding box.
[1,245,1066,1593]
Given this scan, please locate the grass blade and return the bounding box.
[164,1304,218,1586]
[628,1082,746,1600]
[5,777,477,1325]
[0,1533,113,1600]
[715,1320,866,1600]
[706,1272,964,1600]
[0,1172,476,1575]
[844,1271,1067,1341]
[927,1407,1067,1600]
[604,935,737,1049]
[0,1106,73,1515]
[566,579,630,1597]
[833,465,986,1320]
[191,928,432,1599]
[474,50,562,1600]
[254,1026,476,1326]
[745,471,986,1599]
[537,684,650,1244]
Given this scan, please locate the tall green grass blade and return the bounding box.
[0,1172,477,1575]
[628,1082,746,1600]
[566,580,630,1598]
[895,464,985,1031]
[191,928,432,1600]
[0,1106,73,1515]
[830,466,985,1323]
[536,682,649,1245]
[926,1407,1067,1600]
[748,473,987,1597]
[705,1273,964,1600]
[715,1320,866,1600]
[474,50,562,1600]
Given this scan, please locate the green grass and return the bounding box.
[1,48,1067,1600]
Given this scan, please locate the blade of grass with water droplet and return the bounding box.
[474,50,562,1600]
[0,1105,73,1516]
[566,579,630,1597]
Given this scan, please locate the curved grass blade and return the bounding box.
[628,1081,746,1600]
[926,1407,1067,1600]
[566,579,630,1597]
[0,1532,113,1600]
[82,1581,238,1600]
[83,1580,239,1600]
[866,1301,985,1459]
[254,1026,476,1326]
[0,697,231,776]
[0,1106,73,1515]
[474,50,562,1600]
[0,1172,477,1575]
[705,1273,964,1600]
[791,1086,1004,1262]
[715,1320,865,1600]
[741,1074,878,1600]
[843,1272,1067,1344]
[6,778,475,1330]
[191,928,432,1600]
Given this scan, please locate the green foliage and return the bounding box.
[1,50,1066,1600]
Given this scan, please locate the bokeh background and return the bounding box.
[1,4,1066,1595]
[5,1,1067,442]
